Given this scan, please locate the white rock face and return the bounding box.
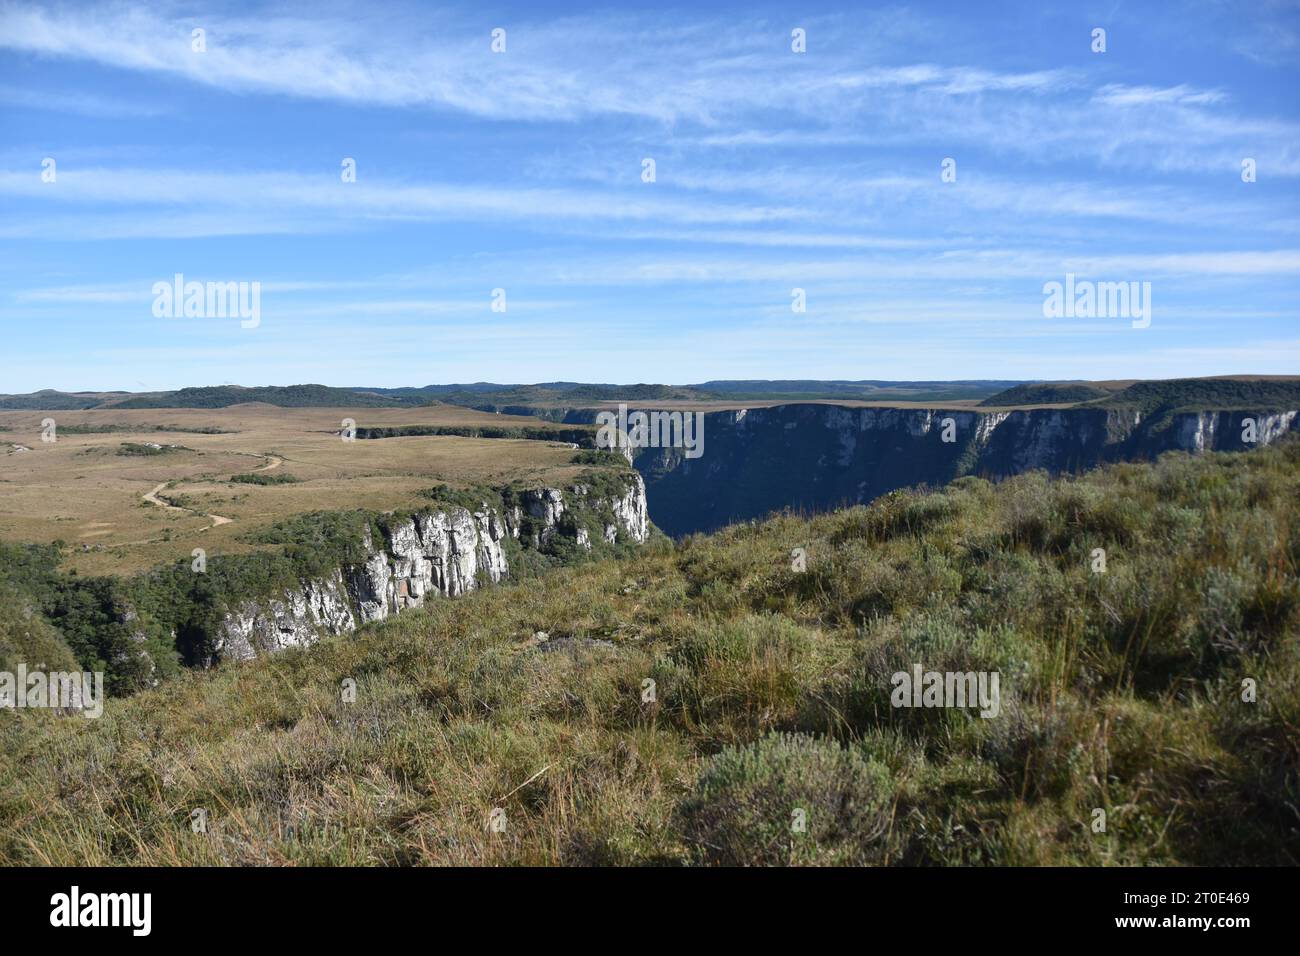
[1257,410,1299,444]
[473,507,510,586]
[1172,410,1298,452]
[973,411,1011,445]
[349,546,393,623]
[606,472,649,544]
[215,571,356,662]
[518,488,566,547]
[1176,412,1218,453]
[213,477,651,662]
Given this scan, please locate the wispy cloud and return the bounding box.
[1091,83,1227,107]
[1,0,1298,387]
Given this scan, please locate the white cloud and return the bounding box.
[1091,84,1227,107]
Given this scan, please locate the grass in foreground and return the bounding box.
[2,442,1298,865]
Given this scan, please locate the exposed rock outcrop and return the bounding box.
[211,474,650,662]
[217,571,355,662]
[605,477,649,544]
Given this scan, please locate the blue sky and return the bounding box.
[1,0,1298,391]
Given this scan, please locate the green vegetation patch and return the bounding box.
[117,442,190,456]
[229,472,301,485]
[54,424,234,435]
[356,423,594,446]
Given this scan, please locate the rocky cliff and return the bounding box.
[635,403,1298,536]
[213,474,650,662]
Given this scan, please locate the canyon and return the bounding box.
[5,379,1299,684]
[526,403,1300,536]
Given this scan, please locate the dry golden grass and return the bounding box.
[0,403,589,575]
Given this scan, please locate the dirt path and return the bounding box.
[142,482,184,512]
[142,482,232,528]
[137,452,280,533]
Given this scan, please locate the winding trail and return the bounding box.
[142,481,232,528]
[138,453,282,531]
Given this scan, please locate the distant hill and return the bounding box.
[1090,377,1300,414]
[0,390,121,410]
[420,380,1023,410]
[106,385,419,409]
[351,383,512,399]
[0,385,429,410]
[1,382,723,411]
[979,382,1115,406]
[5,378,1297,413]
[978,377,1300,413]
[430,383,714,410]
[695,380,1021,402]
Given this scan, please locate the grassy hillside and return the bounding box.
[0,584,80,676]
[2,442,1297,865]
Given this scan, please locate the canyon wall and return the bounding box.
[212,474,650,662]
[632,404,1298,536]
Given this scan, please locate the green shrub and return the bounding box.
[678,732,900,865]
[0,584,80,674]
[117,442,188,456]
[229,472,300,485]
